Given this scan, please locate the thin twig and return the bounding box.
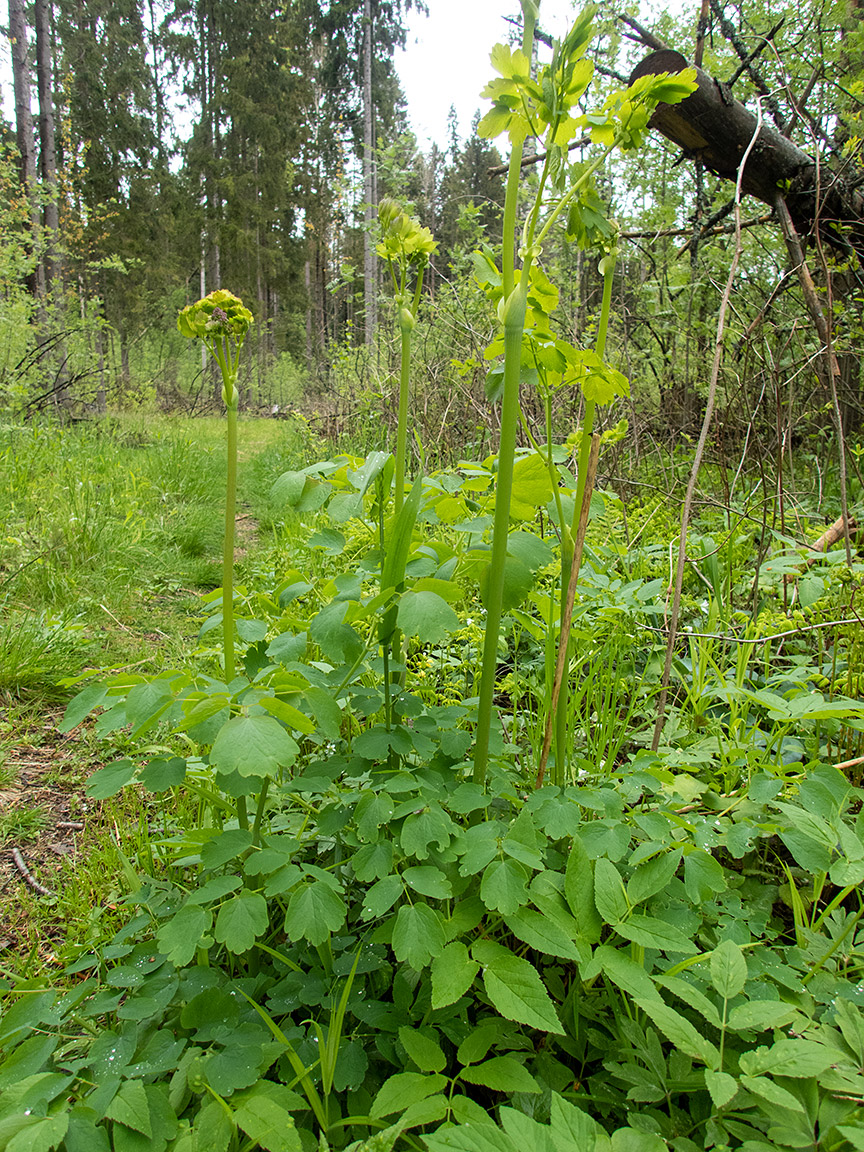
[651,98,765,752]
[11,848,54,896]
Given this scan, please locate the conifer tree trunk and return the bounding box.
[35,0,60,293]
[9,0,46,303]
[362,0,377,344]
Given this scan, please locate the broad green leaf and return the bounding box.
[403,865,452,899]
[499,1108,556,1152]
[710,940,748,1000]
[504,907,582,961]
[684,850,727,903]
[627,849,682,906]
[472,939,563,1034]
[587,945,660,1002]
[310,601,364,664]
[728,999,797,1036]
[634,997,719,1068]
[200,828,254,869]
[138,756,186,792]
[592,857,629,925]
[6,1114,69,1152]
[392,903,447,970]
[86,759,136,800]
[371,1072,447,1119]
[60,682,109,732]
[398,1026,447,1073]
[210,714,298,777]
[613,914,695,954]
[431,941,480,1009]
[361,874,403,919]
[353,841,394,882]
[480,857,530,914]
[704,1069,738,1109]
[564,838,602,943]
[284,881,346,945]
[156,905,212,967]
[0,1034,58,1091]
[271,470,306,506]
[511,454,555,519]
[214,890,269,954]
[461,1056,539,1094]
[355,790,395,841]
[550,1093,604,1148]
[397,591,460,644]
[105,1080,151,1137]
[739,1039,835,1078]
[740,1074,805,1113]
[233,1092,303,1151]
[257,696,316,735]
[124,677,175,735]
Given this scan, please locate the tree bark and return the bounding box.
[35,0,60,292]
[9,0,46,302]
[630,50,864,266]
[362,0,377,345]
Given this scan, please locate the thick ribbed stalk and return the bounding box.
[473,291,529,785]
[394,319,412,514]
[223,396,238,684]
[472,1,537,787]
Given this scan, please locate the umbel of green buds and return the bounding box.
[178,290,253,409]
[377,198,437,269]
[177,289,253,346]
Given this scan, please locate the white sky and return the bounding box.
[396,1,578,151]
[0,1,688,156]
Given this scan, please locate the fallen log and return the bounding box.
[629,50,864,266]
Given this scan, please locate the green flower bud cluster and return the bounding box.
[377,198,437,268]
[177,289,253,346]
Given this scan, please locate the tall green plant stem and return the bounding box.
[472,1,537,787]
[212,334,241,685]
[553,251,615,780]
[393,274,423,515]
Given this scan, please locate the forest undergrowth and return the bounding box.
[3,6,864,1151]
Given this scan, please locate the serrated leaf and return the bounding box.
[371,1072,447,1119]
[728,995,797,1032]
[105,1080,151,1137]
[614,914,695,954]
[397,592,460,644]
[6,1114,69,1152]
[504,907,582,961]
[480,857,530,914]
[392,903,447,970]
[741,1074,805,1113]
[473,939,563,1034]
[564,838,602,942]
[155,904,212,967]
[710,939,747,1000]
[214,890,269,954]
[398,1027,447,1073]
[633,997,719,1068]
[233,1093,303,1151]
[210,713,298,777]
[284,881,346,945]
[704,1069,738,1109]
[431,941,480,1009]
[592,857,629,924]
[461,1056,539,1094]
[402,866,452,899]
[739,1039,835,1078]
